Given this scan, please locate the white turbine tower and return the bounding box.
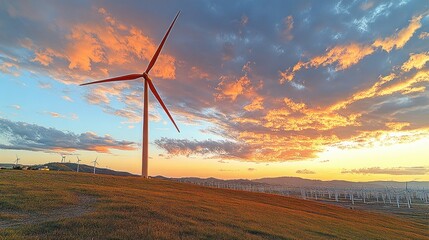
[80,11,181,178]
[91,157,99,174]
[76,156,82,172]
[14,154,20,166]
[61,155,66,163]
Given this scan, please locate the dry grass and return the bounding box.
[0,170,427,239]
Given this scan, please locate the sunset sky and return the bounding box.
[1,0,428,181]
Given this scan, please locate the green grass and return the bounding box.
[0,170,427,239]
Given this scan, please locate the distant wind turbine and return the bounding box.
[14,154,20,166]
[61,155,66,163]
[80,11,181,178]
[91,157,99,174]
[76,156,82,172]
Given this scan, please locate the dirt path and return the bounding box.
[0,195,97,229]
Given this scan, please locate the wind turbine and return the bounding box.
[80,11,181,178]
[91,157,99,174]
[76,156,82,172]
[14,154,20,166]
[61,155,66,163]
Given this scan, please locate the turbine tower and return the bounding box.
[61,155,66,163]
[76,156,82,172]
[80,11,181,178]
[91,157,98,174]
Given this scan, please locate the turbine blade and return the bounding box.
[145,11,180,74]
[146,77,180,133]
[80,74,143,86]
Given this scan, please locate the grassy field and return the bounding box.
[0,170,427,239]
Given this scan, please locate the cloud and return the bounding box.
[372,15,422,52]
[10,105,21,110]
[248,168,256,171]
[71,113,79,120]
[280,13,424,83]
[46,111,65,118]
[280,42,375,83]
[222,42,235,61]
[282,16,294,41]
[341,166,429,175]
[241,15,248,26]
[360,1,374,11]
[385,122,410,131]
[38,81,52,89]
[330,52,429,111]
[216,75,250,101]
[401,52,429,72]
[154,137,252,159]
[419,32,429,39]
[244,96,264,111]
[62,96,73,102]
[0,118,137,153]
[296,169,316,174]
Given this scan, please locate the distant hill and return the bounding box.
[44,162,138,176]
[0,163,15,169]
[254,176,429,189]
[158,176,429,190]
[155,176,269,187]
[17,162,138,177]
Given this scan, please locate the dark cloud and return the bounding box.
[154,137,252,159]
[248,168,256,171]
[341,167,429,175]
[296,169,316,174]
[0,118,137,153]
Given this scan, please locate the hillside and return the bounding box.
[41,162,137,176]
[0,170,427,239]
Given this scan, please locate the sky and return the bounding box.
[0,0,428,181]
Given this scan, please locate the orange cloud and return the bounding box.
[244,96,264,111]
[311,43,375,71]
[373,15,423,52]
[385,122,410,131]
[47,111,64,118]
[280,14,423,83]
[334,128,429,150]
[24,7,177,85]
[264,97,361,132]
[32,50,53,66]
[330,49,429,111]
[190,66,209,79]
[379,70,428,96]
[216,75,251,101]
[401,52,429,72]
